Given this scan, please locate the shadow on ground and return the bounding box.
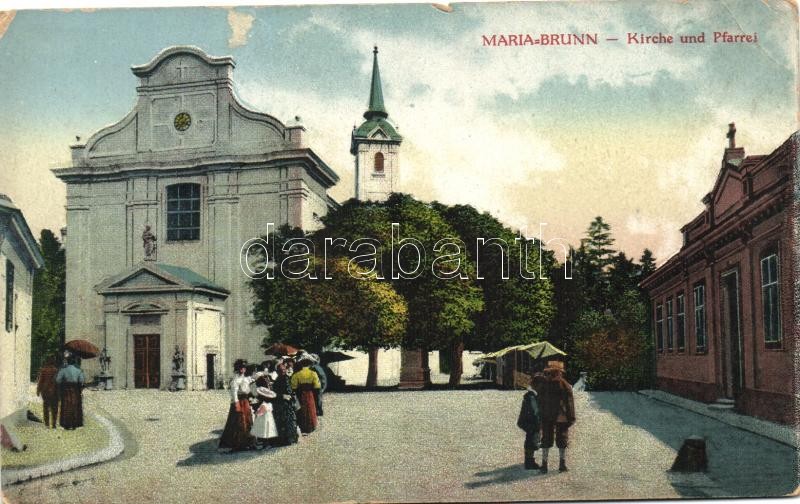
[590,392,798,498]
[332,380,497,393]
[464,464,553,489]
[176,430,293,467]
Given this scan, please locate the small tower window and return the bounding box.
[374,152,385,173]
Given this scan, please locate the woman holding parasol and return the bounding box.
[56,339,99,430]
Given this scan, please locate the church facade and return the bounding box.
[54,46,339,390]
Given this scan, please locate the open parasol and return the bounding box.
[320,350,356,364]
[64,339,100,359]
[263,343,300,357]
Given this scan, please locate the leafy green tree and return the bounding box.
[550,217,657,388]
[608,252,638,302]
[31,229,65,378]
[572,289,653,390]
[382,194,483,386]
[251,226,338,354]
[251,218,409,388]
[549,246,589,370]
[435,203,554,384]
[312,258,407,387]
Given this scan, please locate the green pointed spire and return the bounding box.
[364,46,388,120]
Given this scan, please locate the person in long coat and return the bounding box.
[538,364,576,473]
[291,354,321,434]
[309,354,328,416]
[517,372,545,469]
[55,355,85,430]
[36,356,60,429]
[219,359,256,451]
[271,358,299,446]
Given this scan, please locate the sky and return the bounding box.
[0,0,797,265]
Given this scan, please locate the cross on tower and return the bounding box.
[726,122,736,149]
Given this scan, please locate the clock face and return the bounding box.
[174,112,192,132]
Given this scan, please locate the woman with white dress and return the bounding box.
[250,386,279,448]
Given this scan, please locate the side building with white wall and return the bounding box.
[0,194,44,421]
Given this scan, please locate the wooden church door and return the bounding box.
[134,334,161,389]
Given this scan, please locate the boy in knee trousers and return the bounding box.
[538,362,575,473]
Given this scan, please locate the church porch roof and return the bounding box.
[95,262,229,297]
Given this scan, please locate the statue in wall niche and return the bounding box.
[142,225,157,260]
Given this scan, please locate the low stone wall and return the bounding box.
[737,388,795,425]
[657,376,718,404]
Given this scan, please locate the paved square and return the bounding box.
[4,389,796,503]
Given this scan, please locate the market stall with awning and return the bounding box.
[476,341,567,389]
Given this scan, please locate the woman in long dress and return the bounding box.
[291,354,321,434]
[219,359,256,451]
[55,355,85,430]
[271,359,299,446]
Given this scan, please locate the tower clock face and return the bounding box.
[174,112,192,132]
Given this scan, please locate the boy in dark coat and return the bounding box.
[517,373,545,469]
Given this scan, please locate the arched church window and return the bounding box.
[166,183,201,241]
[374,152,385,173]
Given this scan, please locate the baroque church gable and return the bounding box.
[73,46,301,169]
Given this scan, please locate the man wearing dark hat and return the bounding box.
[538,362,575,473]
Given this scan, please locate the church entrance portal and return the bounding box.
[134,334,161,389]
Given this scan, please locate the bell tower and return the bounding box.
[351,46,402,201]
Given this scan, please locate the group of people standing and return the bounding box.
[517,363,576,473]
[35,352,86,430]
[219,351,327,452]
